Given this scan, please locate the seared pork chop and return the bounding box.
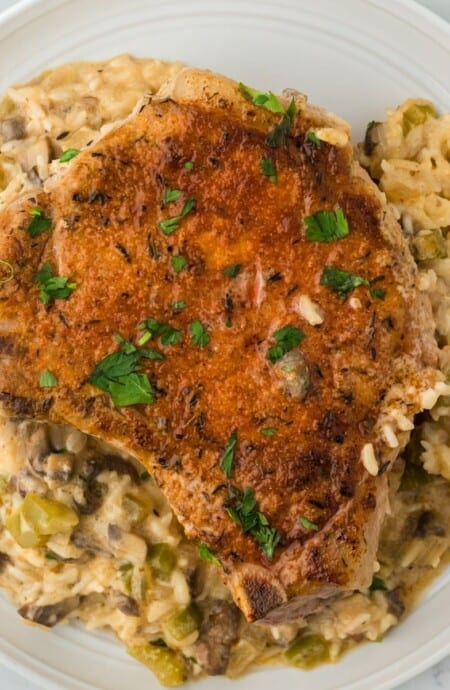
[0,69,440,622]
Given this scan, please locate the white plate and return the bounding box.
[0,0,449,688]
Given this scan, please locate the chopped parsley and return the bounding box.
[299,516,319,531]
[307,131,322,147]
[27,207,52,238]
[225,317,232,328]
[223,263,241,278]
[0,259,14,286]
[190,320,210,348]
[266,98,297,148]
[138,318,182,347]
[226,486,280,560]
[140,470,151,481]
[34,262,76,304]
[184,161,194,170]
[259,156,277,183]
[370,288,386,300]
[59,148,80,163]
[164,187,182,204]
[267,325,305,364]
[197,543,221,566]
[305,208,349,242]
[260,427,277,436]
[220,431,237,478]
[171,300,186,310]
[238,83,286,114]
[370,576,387,592]
[87,338,154,407]
[320,266,369,299]
[158,198,196,236]
[171,255,188,273]
[39,369,58,388]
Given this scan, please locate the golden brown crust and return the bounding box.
[0,69,439,621]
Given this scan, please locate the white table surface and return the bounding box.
[0,0,449,688]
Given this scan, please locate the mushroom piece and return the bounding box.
[0,116,26,142]
[384,588,405,620]
[274,350,310,401]
[195,600,241,675]
[109,590,140,617]
[18,595,81,627]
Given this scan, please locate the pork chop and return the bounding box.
[0,69,440,622]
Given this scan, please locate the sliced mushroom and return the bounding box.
[19,595,81,627]
[9,470,47,497]
[109,590,140,617]
[274,350,310,401]
[384,588,405,620]
[0,116,26,142]
[195,600,241,675]
[71,527,112,556]
[81,454,140,484]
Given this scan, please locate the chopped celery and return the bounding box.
[127,644,186,687]
[402,103,436,135]
[0,474,8,495]
[147,543,176,580]
[119,562,133,594]
[21,494,79,535]
[413,229,447,261]
[164,604,202,641]
[285,633,331,669]
[5,509,45,548]
[122,493,151,525]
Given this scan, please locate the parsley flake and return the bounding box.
[27,207,52,238]
[370,576,387,592]
[171,300,186,310]
[266,98,297,148]
[306,132,322,147]
[299,516,319,531]
[259,156,277,183]
[223,263,241,278]
[171,255,188,273]
[226,486,280,560]
[260,427,277,436]
[238,83,286,114]
[164,187,182,204]
[190,320,210,348]
[158,198,196,236]
[305,208,349,242]
[267,325,305,364]
[34,262,76,304]
[220,431,237,478]
[140,470,151,481]
[320,266,369,299]
[198,543,221,566]
[39,369,58,388]
[138,319,182,347]
[87,339,154,407]
[184,161,194,170]
[370,288,386,300]
[59,148,80,163]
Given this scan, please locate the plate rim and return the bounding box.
[0,1,449,689]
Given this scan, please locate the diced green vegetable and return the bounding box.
[402,103,436,136]
[147,543,176,580]
[122,493,151,525]
[5,509,45,548]
[0,474,7,495]
[285,633,331,669]
[127,644,186,687]
[119,563,133,594]
[22,494,79,535]
[164,604,202,641]
[412,229,447,261]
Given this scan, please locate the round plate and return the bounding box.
[0,0,449,688]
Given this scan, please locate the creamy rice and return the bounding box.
[0,57,449,686]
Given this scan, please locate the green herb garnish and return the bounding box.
[27,207,52,238]
[197,543,221,566]
[267,325,305,364]
[164,187,182,204]
[0,259,14,286]
[138,318,182,347]
[299,516,319,531]
[320,266,369,299]
[226,486,280,559]
[266,98,297,148]
[259,156,277,183]
[59,148,80,163]
[370,576,387,592]
[238,83,286,113]
[370,288,386,300]
[260,427,277,436]
[305,208,349,242]
[171,300,186,310]
[307,131,322,147]
[225,317,232,328]
[184,161,194,170]
[140,470,151,481]
[171,255,188,273]
[158,198,196,236]
[190,320,210,348]
[87,338,154,407]
[34,262,76,304]
[223,263,241,278]
[220,431,237,478]
[39,369,58,388]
